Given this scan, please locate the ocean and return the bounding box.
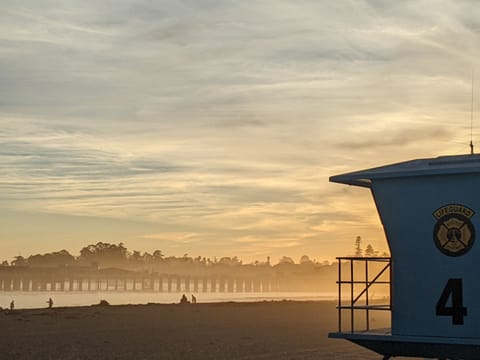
[0,291,337,309]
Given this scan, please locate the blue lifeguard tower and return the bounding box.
[329,154,480,359]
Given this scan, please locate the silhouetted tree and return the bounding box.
[219,257,242,266]
[365,244,376,257]
[300,255,313,265]
[152,250,164,261]
[278,256,295,265]
[11,256,27,267]
[354,236,363,257]
[27,250,75,267]
[79,242,128,267]
[143,252,153,262]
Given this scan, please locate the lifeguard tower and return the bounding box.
[328,154,480,359]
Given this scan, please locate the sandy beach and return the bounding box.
[0,300,405,360]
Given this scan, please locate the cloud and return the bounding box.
[336,126,451,151]
[1,0,479,262]
[139,232,199,244]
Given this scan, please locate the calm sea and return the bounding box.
[0,291,337,309]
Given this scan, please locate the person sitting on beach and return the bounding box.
[191,295,197,304]
[47,297,53,309]
[180,294,189,304]
[9,300,14,312]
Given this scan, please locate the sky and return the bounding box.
[1,0,480,263]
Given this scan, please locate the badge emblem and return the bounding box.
[433,204,475,257]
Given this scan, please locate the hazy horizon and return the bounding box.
[2,1,480,263]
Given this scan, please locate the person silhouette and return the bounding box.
[180,294,189,304]
[47,297,53,309]
[191,294,197,304]
[9,300,14,312]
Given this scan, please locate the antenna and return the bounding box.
[470,70,475,155]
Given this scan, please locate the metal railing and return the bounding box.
[337,257,391,333]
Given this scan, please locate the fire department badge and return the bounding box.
[433,204,475,257]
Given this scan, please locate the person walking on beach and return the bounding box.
[9,300,14,312]
[47,297,53,309]
[191,294,197,304]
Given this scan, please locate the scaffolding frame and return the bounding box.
[337,257,391,333]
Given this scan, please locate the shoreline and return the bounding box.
[5,298,337,312]
[0,290,338,310]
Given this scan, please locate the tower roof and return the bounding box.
[330,154,480,188]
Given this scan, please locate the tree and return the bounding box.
[354,236,363,257]
[300,255,313,265]
[79,242,128,267]
[365,244,375,257]
[152,250,164,261]
[28,250,75,267]
[142,252,153,262]
[278,256,294,265]
[219,257,242,266]
[11,256,27,267]
[130,250,142,262]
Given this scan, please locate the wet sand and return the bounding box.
[0,301,406,359]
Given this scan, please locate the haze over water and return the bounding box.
[1,291,337,310]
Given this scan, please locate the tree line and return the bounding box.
[3,238,387,272]
[3,242,329,271]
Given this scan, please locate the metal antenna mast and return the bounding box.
[470,70,475,155]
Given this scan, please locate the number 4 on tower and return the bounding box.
[436,278,467,325]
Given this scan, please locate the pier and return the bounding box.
[0,267,278,293]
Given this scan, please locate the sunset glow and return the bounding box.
[2,1,479,262]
